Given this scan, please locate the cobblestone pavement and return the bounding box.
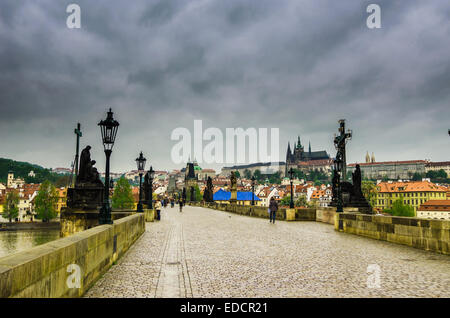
[85,206,450,298]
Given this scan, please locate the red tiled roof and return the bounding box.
[377,181,446,193]
[418,200,450,212]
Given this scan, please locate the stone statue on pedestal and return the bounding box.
[203,177,214,202]
[67,145,104,209]
[230,171,237,204]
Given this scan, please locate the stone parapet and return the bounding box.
[144,209,155,222]
[335,213,450,255]
[0,213,145,298]
[60,208,137,237]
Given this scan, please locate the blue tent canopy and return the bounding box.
[213,189,261,201]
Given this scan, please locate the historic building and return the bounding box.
[220,162,285,177]
[374,180,447,213]
[417,200,450,220]
[285,136,332,175]
[347,160,428,180]
[425,161,450,176]
[184,161,198,200]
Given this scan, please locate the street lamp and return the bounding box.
[251,176,256,206]
[135,151,146,212]
[98,108,119,225]
[147,166,155,209]
[288,167,294,209]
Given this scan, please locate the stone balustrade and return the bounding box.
[335,213,450,255]
[0,213,145,297]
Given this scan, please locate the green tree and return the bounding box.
[384,196,415,217]
[34,180,59,222]
[3,191,19,222]
[112,177,135,209]
[253,169,262,181]
[361,180,378,207]
[280,195,291,206]
[411,172,423,181]
[436,169,447,179]
[293,169,306,180]
[295,195,307,207]
[268,171,281,184]
[234,171,241,178]
[243,169,252,179]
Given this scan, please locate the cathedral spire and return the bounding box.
[297,136,302,148]
[286,142,292,161]
[308,141,311,154]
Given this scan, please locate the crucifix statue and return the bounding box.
[333,119,352,181]
[333,119,352,212]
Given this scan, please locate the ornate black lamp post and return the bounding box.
[135,151,146,212]
[147,166,155,209]
[251,176,256,206]
[98,108,119,225]
[288,167,294,208]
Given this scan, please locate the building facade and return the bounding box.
[425,161,450,176]
[285,136,331,176]
[417,200,450,220]
[347,160,428,180]
[374,181,447,213]
[220,162,285,178]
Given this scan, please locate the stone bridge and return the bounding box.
[85,205,450,298]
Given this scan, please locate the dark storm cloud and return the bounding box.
[0,0,449,172]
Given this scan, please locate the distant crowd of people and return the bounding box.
[152,197,185,220]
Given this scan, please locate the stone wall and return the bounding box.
[0,213,145,297]
[335,213,450,255]
[60,208,137,237]
[190,202,318,221]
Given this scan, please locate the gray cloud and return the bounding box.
[0,0,449,173]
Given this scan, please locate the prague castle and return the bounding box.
[285,136,332,175]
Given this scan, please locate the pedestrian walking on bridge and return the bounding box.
[155,200,162,220]
[269,197,278,224]
[179,198,183,212]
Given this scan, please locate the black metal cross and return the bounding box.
[73,123,82,183]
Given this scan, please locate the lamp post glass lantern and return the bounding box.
[136,151,146,212]
[98,108,119,225]
[288,168,294,209]
[148,166,155,209]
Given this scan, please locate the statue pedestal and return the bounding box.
[286,208,296,221]
[66,185,104,210]
[144,209,155,222]
[230,186,237,205]
[60,208,137,237]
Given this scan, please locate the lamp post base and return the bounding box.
[99,204,113,225]
[137,203,144,212]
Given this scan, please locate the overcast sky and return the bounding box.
[1,0,449,173]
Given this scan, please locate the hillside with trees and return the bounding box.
[0,158,63,184]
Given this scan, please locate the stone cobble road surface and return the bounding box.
[85,206,450,298]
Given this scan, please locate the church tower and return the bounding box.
[365,151,370,163]
[286,142,292,162]
[371,152,375,163]
[7,170,14,188]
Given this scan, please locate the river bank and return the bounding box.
[0,222,60,231]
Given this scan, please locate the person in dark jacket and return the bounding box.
[269,197,278,224]
[179,198,183,212]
